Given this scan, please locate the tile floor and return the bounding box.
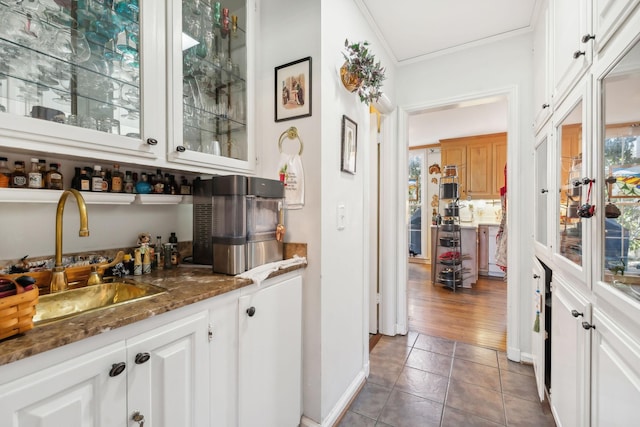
[337,332,556,427]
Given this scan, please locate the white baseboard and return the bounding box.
[300,370,366,427]
[520,351,534,364]
[507,345,521,362]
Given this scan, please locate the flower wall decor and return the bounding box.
[341,39,386,105]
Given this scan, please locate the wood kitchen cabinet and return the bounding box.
[440,132,507,199]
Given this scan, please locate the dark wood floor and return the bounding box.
[407,262,507,352]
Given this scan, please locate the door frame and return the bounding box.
[382,86,523,360]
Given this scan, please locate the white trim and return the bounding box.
[299,371,366,427]
[394,86,522,359]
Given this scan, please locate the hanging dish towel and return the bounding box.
[278,127,305,209]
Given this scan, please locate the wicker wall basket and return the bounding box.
[0,279,39,341]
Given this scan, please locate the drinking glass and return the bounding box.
[51,28,92,63]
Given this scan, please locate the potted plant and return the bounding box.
[341,39,386,105]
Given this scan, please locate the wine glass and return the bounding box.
[51,28,92,63]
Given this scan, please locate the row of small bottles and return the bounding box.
[0,157,64,190]
[70,166,192,195]
[121,233,180,276]
[0,157,193,195]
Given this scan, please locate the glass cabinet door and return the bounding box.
[534,131,549,248]
[600,38,640,286]
[169,0,252,171]
[0,0,157,156]
[556,98,585,267]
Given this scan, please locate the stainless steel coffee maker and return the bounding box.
[193,175,284,274]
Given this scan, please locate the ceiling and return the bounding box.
[358,0,539,64]
[356,1,538,146]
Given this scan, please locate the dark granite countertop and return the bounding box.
[0,264,305,366]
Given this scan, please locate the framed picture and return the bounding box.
[275,57,312,122]
[341,115,358,174]
[408,177,419,202]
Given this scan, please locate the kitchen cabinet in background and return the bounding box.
[440,132,507,200]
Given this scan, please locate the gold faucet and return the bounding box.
[50,189,90,293]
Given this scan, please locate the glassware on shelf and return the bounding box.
[51,28,92,63]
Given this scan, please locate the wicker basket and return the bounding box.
[0,278,39,341]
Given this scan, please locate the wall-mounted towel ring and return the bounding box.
[278,127,304,155]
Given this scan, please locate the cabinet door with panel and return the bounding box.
[593,0,640,54]
[531,259,546,402]
[0,341,127,427]
[467,142,492,198]
[533,0,552,132]
[167,0,255,172]
[126,311,210,427]
[208,289,240,427]
[440,143,467,197]
[238,274,302,427]
[478,225,489,275]
[550,278,591,427]
[551,0,592,105]
[590,307,640,426]
[492,140,507,197]
[0,1,164,161]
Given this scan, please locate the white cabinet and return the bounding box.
[593,0,640,53]
[209,289,241,427]
[551,0,593,105]
[533,0,552,132]
[590,307,640,426]
[126,311,209,427]
[0,1,164,162]
[0,341,127,427]
[167,0,255,172]
[238,274,302,427]
[0,310,209,427]
[550,278,592,427]
[0,0,255,174]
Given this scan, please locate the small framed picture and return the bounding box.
[341,115,358,174]
[408,177,419,202]
[275,57,312,122]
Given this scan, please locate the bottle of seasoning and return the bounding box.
[0,157,11,188]
[179,176,191,195]
[101,168,110,192]
[163,243,173,269]
[111,164,123,193]
[91,165,103,192]
[169,232,179,266]
[154,236,163,269]
[135,172,152,194]
[38,159,47,188]
[71,167,81,190]
[123,170,134,193]
[45,163,64,190]
[153,168,164,194]
[28,158,42,189]
[79,168,91,191]
[10,161,27,188]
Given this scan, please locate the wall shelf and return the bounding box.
[0,189,192,205]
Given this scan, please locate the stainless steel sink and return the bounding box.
[34,279,167,325]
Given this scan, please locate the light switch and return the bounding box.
[337,204,346,230]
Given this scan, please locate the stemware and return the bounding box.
[1,9,48,49]
[51,28,92,63]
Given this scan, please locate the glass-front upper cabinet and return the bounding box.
[556,95,587,268]
[167,0,254,172]
[0,0,163,159]
[534,130,549,250]
[599,38,640,287]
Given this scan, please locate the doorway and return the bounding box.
[404,94,510,352]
